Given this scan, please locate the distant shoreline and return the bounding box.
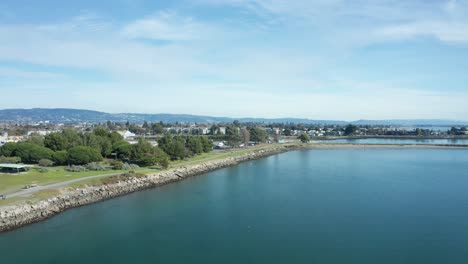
[306,143,468,149]
[306,135,468,140]
[1,143,468,233]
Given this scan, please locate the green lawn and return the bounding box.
[0,167,127,194]
[170,143,290,167]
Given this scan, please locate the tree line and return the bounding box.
[0,128,214,168]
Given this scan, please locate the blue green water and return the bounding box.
[314,138,468,145]
[1,149,468,264]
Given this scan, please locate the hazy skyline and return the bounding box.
[1,0,468,121]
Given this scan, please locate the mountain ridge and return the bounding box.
[0,108,466,126]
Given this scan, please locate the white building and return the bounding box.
[27,130,60,136]
[117,130,136,139]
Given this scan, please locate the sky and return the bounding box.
[1,0,468,121]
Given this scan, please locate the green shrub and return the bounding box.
[38,167,49,173]
[159,157,170,169]
[122,163,140,170]
[110,160,124,170]
[0,156,21,164]
[38,159,54,167]
[85,162,107,171]
[64,165,87,172]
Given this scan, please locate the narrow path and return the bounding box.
[6,172,125,198]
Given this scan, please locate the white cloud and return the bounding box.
[0,67,66,79]
[121,11,205,40]
[379,21,468,43]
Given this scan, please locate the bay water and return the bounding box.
[1,148,468,263]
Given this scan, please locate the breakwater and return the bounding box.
[0,145,294,232]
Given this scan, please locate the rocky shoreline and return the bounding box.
[0,145,295,233]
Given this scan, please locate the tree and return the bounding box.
[158,134,188,160]
[130,139,170,166]
[172,136,188,159]
[94,126,110,137]
[26,133,45,146]
[200,136,213,152]
[52,150,69,165]
[96,136,112,157]
[80,133,101,150]
[0,142,18,157]
[344,124,358,136]
[249,128,268,143]
[242,128,250,145]
[186,136,204,154]
[62,129,81,148]
[14,143,54,164]
[44,133,68,151]
[68,146,103,165]
[298,133,311,143]
[131,139,154,159]
[225,125,242,147]
[109,132,124,145]
[151,123,164,134]
[112,141,132,160]
[158,134,173,155]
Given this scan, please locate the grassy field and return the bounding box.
[0,167,127,194]
[170,143,289,167]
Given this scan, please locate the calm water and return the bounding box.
[1,149,468,264]
[314,138,468,145]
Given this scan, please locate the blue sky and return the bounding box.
[1,0,468,120]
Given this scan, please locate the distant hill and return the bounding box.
[351,119,468,126]
[0,108,466,126]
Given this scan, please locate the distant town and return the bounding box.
[1,119,468,148]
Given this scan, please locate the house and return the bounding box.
[0,132,7,146]
[5,136,25,143]
[200,128,210,135]
[117,130,136,139]
[27,130,59,136]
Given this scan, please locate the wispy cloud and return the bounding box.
[378,21,468,43]
[197,0,468,45]
[0,67,66,79]
[0,1,468,119]
[121,11,206,41]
